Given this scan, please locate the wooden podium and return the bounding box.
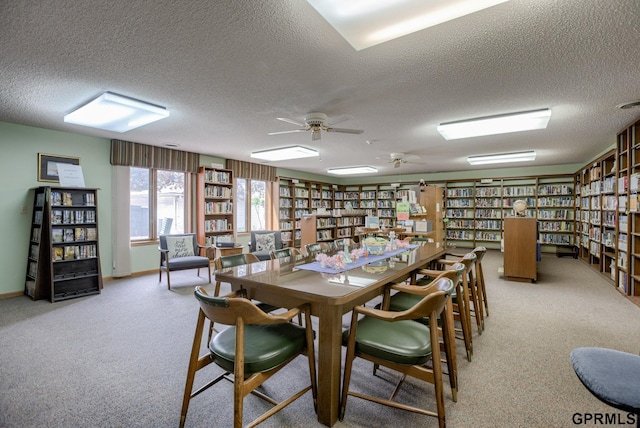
[504,217,537,282]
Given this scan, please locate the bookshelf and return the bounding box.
[621,117,640,298]
[26,186,102,302]
[196,167,234,251]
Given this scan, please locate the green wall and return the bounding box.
[0,122,112,296]
[0,120,613,297]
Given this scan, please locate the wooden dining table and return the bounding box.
[214,241,447,427]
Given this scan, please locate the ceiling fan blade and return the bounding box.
[268,129,307,135]
[326,127,364,134]
[277,117,306,127]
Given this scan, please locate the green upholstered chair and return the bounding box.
[214,253,278,313]
[304,242,332,258]
[269,247,299,260]
[180,287,317,428]
[340,278,452,428]
[158,233,211,290]
[385,264,464,400]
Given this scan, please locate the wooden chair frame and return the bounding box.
[340,283,448,427]
[180,288,317,428]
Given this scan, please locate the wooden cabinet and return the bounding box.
[503,217,537,282]
[196,167,234,247]
[26,186,102,302]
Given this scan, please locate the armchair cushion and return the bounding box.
[210,323,307,374]
[255,232,276,252]
[250,230,283,261]
[165,235,195,258]
[342,317,433,366]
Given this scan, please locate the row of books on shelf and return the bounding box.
[203,219,231,232]
[50,191,95,207]
[204,201,233,214]
[52,227,97,242]
[204,186,232,198]
[51,209,95,224]
[203,169,231,184]
[52,244,98,261]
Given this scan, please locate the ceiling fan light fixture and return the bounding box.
[250,145,319,161]
[64,92,169,132]
[437,108,551,140]
[327,166,378,175]
[467,150,536,165]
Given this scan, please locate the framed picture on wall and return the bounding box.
[38,153,80,182]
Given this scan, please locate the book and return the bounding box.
[62,192,73,206]
[64,246,76,260]
[32,227,41,242]
[29,244,39,260]
[51,210,62,224]
[34,210,43,224]
[52,228,63,243]
[51,191,62,206]
[84,192,95,206]
[86,227,97,241]
[75,210,85,223]
[62,210,72,224]
[75,227,85,241]
[64,228,75,242]
[52,247,63,261]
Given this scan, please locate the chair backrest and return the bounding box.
[305,242,331,257]
[216,253,260,270]
[393,278,450,321]
[250,230,283,252]
[270,247,297,260]
[436,263,465,295]
[334,238,356,252]
[472,246,487,263]
[194,287,279,326]
[159,233,199,261]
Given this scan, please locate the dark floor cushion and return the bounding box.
[571,347,640,415]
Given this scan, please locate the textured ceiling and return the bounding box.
[1,0,640,177]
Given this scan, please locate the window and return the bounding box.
[129,167,189,241]
[236,178,271,233]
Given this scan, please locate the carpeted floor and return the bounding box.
[1,251,639,427]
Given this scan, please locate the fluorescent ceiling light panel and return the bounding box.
[438,108,551,140]
[327,166,378,175]
[467,151,536,165]
[64,92,169,132]
[306,0,511,50]
[250,146,319,161]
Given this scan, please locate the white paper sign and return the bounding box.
[57,164,86,187]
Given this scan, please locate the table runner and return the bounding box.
[295,245,418,275]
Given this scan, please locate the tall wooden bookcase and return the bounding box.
[442,175,573,252]
[26,186,102,302]
[615,116,640,298]
[196,167,234,249]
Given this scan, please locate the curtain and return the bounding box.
[226,159,276,181]
[110,139,199,173]
[112,165,132,277]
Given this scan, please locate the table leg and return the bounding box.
[315,304,343,426]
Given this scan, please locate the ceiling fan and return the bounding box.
[268,112,363,141]
[386,152,420,168]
